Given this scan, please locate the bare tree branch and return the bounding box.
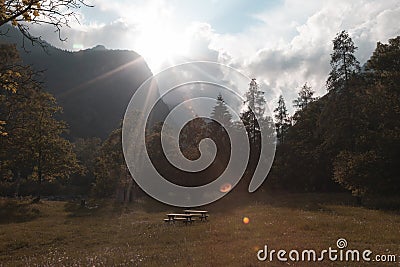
[0,0,93,49]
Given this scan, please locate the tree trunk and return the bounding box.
[355,195,362,206]
[343,51,348,88]
[125,179,132,204]
[14,171,21,198]
[37,149,42,201]
[124,167,133,204]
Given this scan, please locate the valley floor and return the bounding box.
[0,193,399,266]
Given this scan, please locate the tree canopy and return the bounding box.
[0,44,82,197]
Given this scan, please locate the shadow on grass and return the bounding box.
[63,199,145,217]
[243,190,400,214]
[259,191,355,211]
[64,191,400,218]
[363,196,400,214]
[138,196,178,213]
[129,190,357,215]
[203,190,359,215]
[64,199,113,218]
[0,198,41,224]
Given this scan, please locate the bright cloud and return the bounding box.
[28,0,400,113]
[209,0,400,110]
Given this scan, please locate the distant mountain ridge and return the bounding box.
[0,26,169,140]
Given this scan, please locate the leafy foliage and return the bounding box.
[0,44,82,196]
[0,43,29,136]
[93,128,125,198]
[69,137,101,194]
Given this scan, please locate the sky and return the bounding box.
[30,0,400,113]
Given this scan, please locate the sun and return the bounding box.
[136,24,190,73]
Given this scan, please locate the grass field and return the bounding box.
[0,193,399,266]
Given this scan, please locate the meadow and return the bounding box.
[0,193,399,266]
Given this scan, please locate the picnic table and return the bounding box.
[164,213,195,224]
[184,210,209,221]
[163,210,209,224]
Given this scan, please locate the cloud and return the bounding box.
[27,18,135,51]
[208,0,400,112]
[25,0,400,114]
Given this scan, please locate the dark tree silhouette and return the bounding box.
[326,30,360,91]
[274,95,290,144]
[293,83,316,111]
[241,78,266,145]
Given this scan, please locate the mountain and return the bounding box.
[0,26,169,140]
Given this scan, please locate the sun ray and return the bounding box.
[57,56,144,100]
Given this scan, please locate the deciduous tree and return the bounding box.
[0,44,82,197]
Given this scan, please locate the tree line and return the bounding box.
[90,31,399,205]
[269,32,400,204]
[1,12,399,205]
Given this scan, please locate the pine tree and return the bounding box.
[332,35,400,201]
[211,93,232,128]
[293,83,316,111]
[241,78,266,145]
[209,93,233,160]
[274,95,290,144]
[326,30,360,91]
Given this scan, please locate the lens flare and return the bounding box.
[219,183,232,193]
[122,62,276,207]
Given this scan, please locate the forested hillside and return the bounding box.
[0,26,169,140]
[269,33,400,204]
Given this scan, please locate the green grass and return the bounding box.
[0,193,399,266]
